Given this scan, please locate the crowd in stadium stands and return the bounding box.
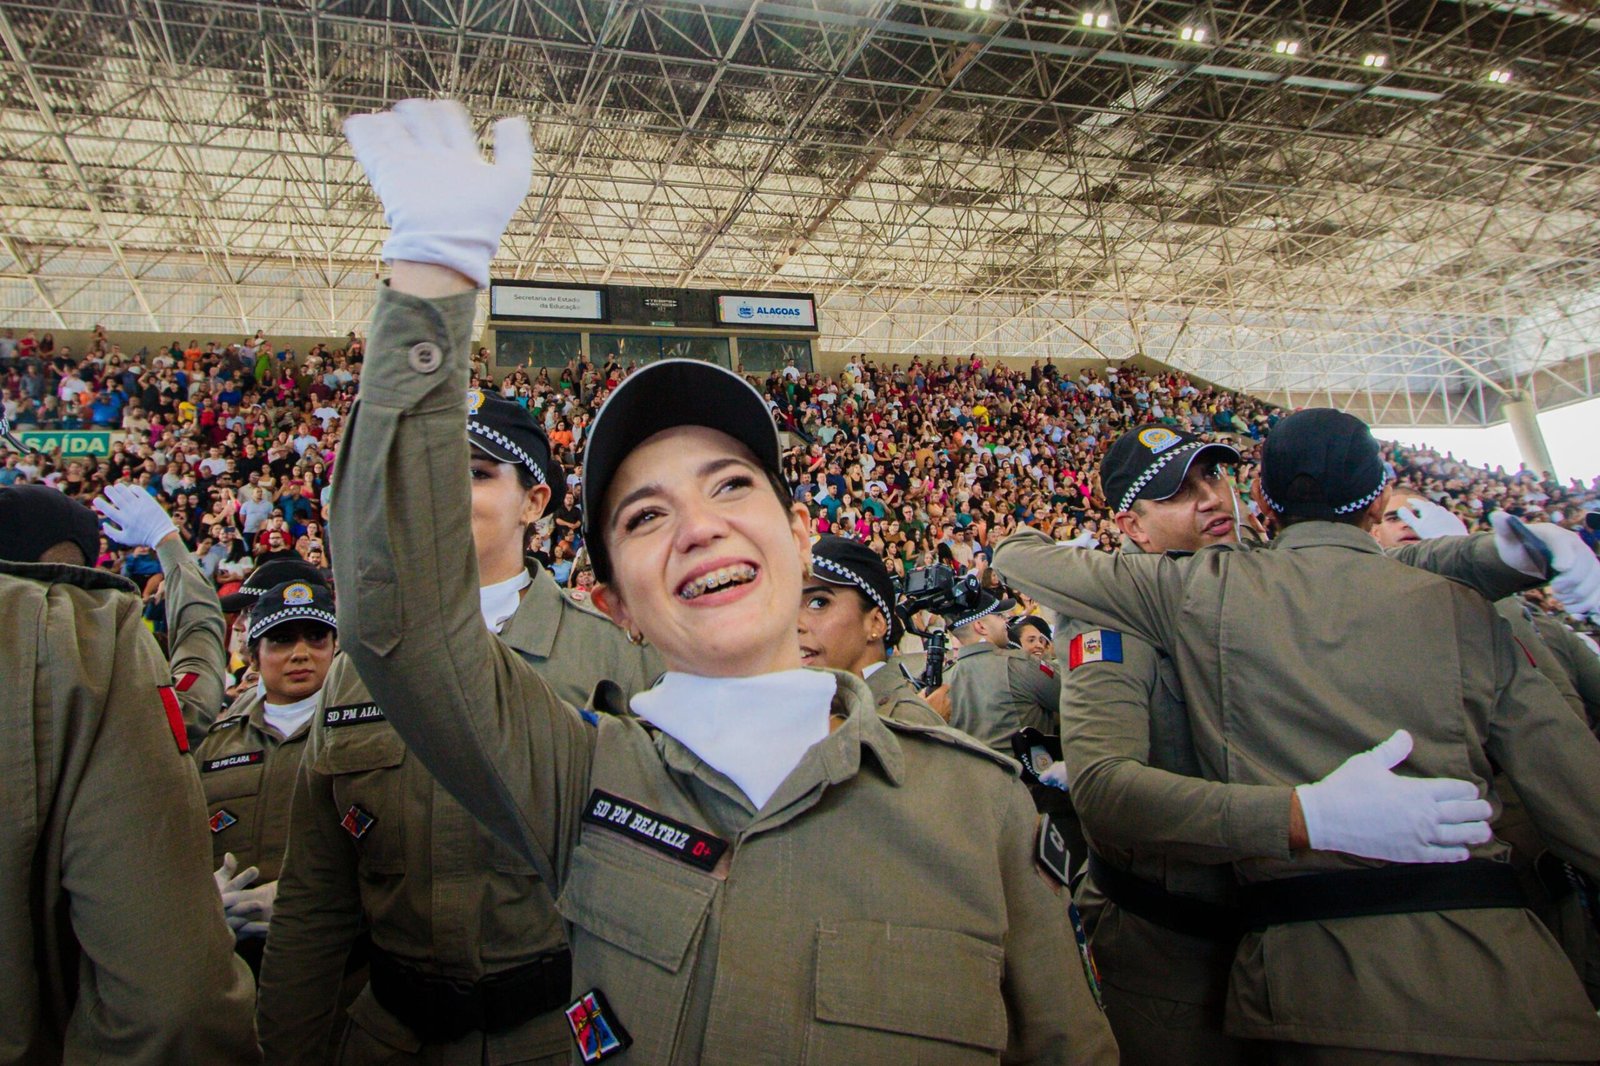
[3,322,1598,645]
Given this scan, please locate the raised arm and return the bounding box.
[95,483,228,742]
[990,526,1178,648]
[332,100,593,887]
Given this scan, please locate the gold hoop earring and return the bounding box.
[626,629,644,646]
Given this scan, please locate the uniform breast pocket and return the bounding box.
[805,921,1008,1065]
[314,728,408,873]
[555,839,715,1062]
[200,759,265,858]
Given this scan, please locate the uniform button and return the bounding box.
[408,342,443,373]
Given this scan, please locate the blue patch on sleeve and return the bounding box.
[579,708,600,727]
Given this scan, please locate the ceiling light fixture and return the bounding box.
[1362,52,1388,68]
[1179,24,1209,43]
[1080,8,1114,29]
[1488,67,1513,84]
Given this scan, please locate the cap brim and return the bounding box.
[469,436,523,467]
[219,590,258,613]
[581,360,780,563]
[1120,441,1240,511]
[248,606,337,642]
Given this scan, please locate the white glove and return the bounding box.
[1490,513,1600,621]
[1396,497,1468,540]
[94,483,177,549]
[1056,530,1098,549]
[343,99,533,288]
[222,877,277,939]
[1294,730,1492,863]
[212,852,259,933]
[1039,761,1070,791]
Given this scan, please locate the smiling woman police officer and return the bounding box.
[332,98,1115,1065]
[798,534,943,726]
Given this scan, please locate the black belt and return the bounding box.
[1087,851,1244,942]
[368,944,572,1044]
[1238,860,1526,930]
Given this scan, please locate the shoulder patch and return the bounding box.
[1068,630,1123,670]
[880,718,1021,775]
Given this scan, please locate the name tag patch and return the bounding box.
[581,790,728,872]
[1068,629,1123,670]
[565,988,631,1062]
[209,808,237,834]
[201,750,264,773]
[324,702,385,728]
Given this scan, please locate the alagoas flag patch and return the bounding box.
[1068,630,1123,670]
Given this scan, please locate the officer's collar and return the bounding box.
[653,668,904,811]
[496,560,564,658]
[1267,520,1384,555]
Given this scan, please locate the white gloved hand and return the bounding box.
[1039,761,1071,791]
[212,853,259,934]
[343,99,533,288]
[94,483,178,549]
[1488,512,1552,578]
[222,877,276,938]
[1056,530,1099,549]
[1397,497,1468,540]
[1294,730,1492,863]
[1490,513,1600,621]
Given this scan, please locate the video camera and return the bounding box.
[894,564,985,692]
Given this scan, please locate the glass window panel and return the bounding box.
[590,333,663,368]
[662,335,731,368]
[737,337,814,374]
[495,330,582,370]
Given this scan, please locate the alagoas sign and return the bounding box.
[714,292,817,329]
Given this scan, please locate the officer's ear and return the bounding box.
[1114,507,1152,552]
[589,583,635,639]
[521,482,552,527]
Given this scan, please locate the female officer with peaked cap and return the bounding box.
[333,98,1116,1064]
[798,533,944,725]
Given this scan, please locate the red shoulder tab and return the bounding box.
[157,686,189,754]
[1038,661,1056,679]
[175,671,200,693]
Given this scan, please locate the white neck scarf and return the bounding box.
[630,670,837,811]
[260,689,321,738]
[479,569,533,633]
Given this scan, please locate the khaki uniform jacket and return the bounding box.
[994,524,1600,1060]
[863,660,946,726]
[0,562,259,1065]
[194,687,311,883]
[946,641,1060,750]
[258,567,660,1064]
[1057,611,1252,1009]
[1533,612,1600,733]
[156,535,231,746]
[329,284,1118,1065]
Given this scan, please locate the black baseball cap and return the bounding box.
[944,588,1016,630]
[0,484,100,565]
[808,534,902,646]
[1099,426,1241,514]
[1260,409,1389,520]
[581,360,782,581]
[468,388,556,487]
[221,557,327,612]
[247,579,337,642]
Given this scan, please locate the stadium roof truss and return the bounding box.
[2,0,1600,423]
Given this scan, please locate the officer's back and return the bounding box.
[0,485,258,1064]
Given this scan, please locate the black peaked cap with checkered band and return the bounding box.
[945,588,1016,632]
[247,579,337,642]
[468,388,556,487]
[1259,409,1390,521]
[809,534,903,647]
[1100,426,1242,514]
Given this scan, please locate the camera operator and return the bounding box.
[944,587,1059,752]
[797,534,942,726]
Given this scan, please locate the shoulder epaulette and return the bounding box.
[880,718,1021,775]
